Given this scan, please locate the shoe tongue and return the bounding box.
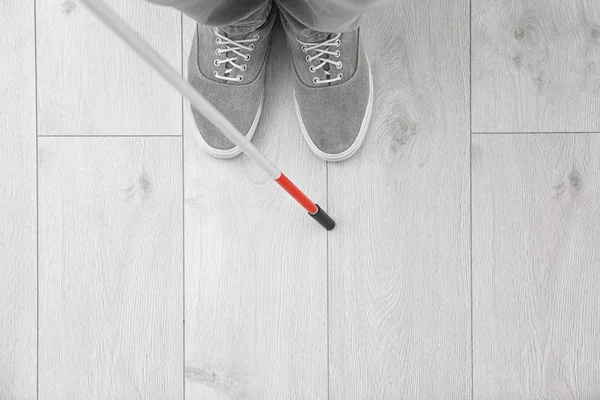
[220,28,250,41]
[305,31,331,43]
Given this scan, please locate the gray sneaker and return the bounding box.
[284,28,373,162]
[187,11,275,158]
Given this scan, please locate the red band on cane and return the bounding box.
[275,173,319,215]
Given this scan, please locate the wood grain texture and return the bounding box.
[328,1,470,398]
[472,134,600,399]
[38,137,183,399]
[0,1,37,399]
[36,0,182,136]
[472,0,600,132]
[183,19,327,400]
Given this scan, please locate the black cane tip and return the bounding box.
[309,204,336,231]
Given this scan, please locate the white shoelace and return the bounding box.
[213,28,260,82]
[298,33,343,85]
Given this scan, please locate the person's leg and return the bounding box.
[276,0,387,41]
[276,0,387,161]
[146,0,270,38]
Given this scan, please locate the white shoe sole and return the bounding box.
[193,94,264,159]
[293,54,373,162]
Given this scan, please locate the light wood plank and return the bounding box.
[183,19,327,400]
[473,134,600,399]
[328,1,471,398]
[36,0,182,136]
[38,137,183,399]
[0,1,37,399]
[472,0,600,132]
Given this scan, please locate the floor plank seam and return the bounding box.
[469,0,474,397]
[326,161,330,400]
[472,132,600,135]
[180,10,186,400]
[38,134,184,138]
[34,0,40,398]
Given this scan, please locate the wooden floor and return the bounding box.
[1,0,599,398]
